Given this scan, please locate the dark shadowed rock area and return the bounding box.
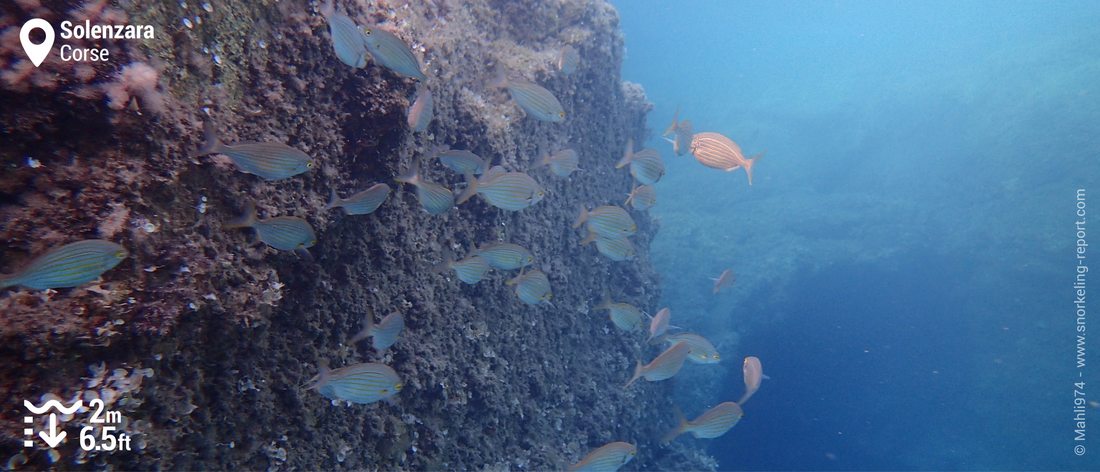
[0,0,716,469]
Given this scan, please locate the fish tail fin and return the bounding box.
[623,361,643,389]
[226,203,257,229]
[349,310,375,345]
[325,189,341,211]
[744,150,765,186]
[455,173,479,205]
[596,289,611,310]
[579,231,596,246]
[661,406,689,443]
[432,246,455,274]
[616,139,634,169]
[0,274,16,290]
[624,186,639,206]
[319,0,335,18]
[488,64,509,89]
[571,205,588,229]
[302,360,331,391]
[191,120,223,158]
[395,159,421,185]
[662,106,680,137]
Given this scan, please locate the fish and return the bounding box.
[573,205,636,238]
[712,268,735,294]
[647,307,670,342]
[624,341,691,388]
[535,148,580,177]
[689,132,763,185]
[557,45,580,76]
[360,25,427,80]
[664,333,720,364]
[663,119,693,156]
[738,356,765,405]
[407,85,433,132]
[624,185,656,210]
[227,204,317,252]
[568,441,636,472]
[456,170,545,211]
[0,240,127,290]
[492,72,565,122]
[661,402,744,443]
[434,147,486,175]
[662,107,681,138]
[326,183,391,215]
[580,232,635,261]
[395,159,454,215]
[474,242,535,270]
[192,121,313,181]
[320,0,367,68]
[507,269,552,305]
[433,247,491,284]
[616,146,664,185]
[307,362,402,404]
[349,310,405,352]
[595,293,644,332]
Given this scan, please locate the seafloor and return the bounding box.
[0,0,717,470]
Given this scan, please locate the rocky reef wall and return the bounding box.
[0,0,715,469]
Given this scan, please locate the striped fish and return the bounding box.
[434,248,491,284]
[662,402,743,443]
[407,85,433,132]
[435,148,485,175]
[689,132,762,185]
[624,184,656,210]
[617,148,664,185]
[360,25,427,80]
[595,294,644,331]
[535,148,580,177]
[456,170,544,211]
[738,356,765,405]
[395,159,454,215]
[568,441,636,472]
[647,307,670,342]
[192,121,313,181]
[557,45,580,76]
[326,183,391,215]
[0,240,127,290]
[624,341,691,388]
[508,269,552,305]
[664,332,720,364]
[349,311,404,351]
[474,243,534,270]
[573,205,636,238]
[321,1,367,68]
[308,362,402,404]
[592,235,635,261]
[494,74,565,122]
[228,205,316,251]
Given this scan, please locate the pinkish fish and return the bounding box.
[624,341,691,388]
[689,132,764,185]
[662,402,744,442]
[647,307,670,342]
[738,356,766,405]
[712,268,735,294]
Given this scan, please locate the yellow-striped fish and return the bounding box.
[320,0,367,68]
[435,147,486,175]
[535,148,580,177]
[360,25,426,80]
[595,292,644,332]
[507,269,552,306]
[395,159,454,215]
[661,110,693,156]
[475,242,534,270]
[493,73,565,122]
[227,204,317,252]
[192,121,313,181]
[557,45,580,76]
[624,185,656,210]
[617,146,665,185]
[433,247,491,284]
[573,205,636,238]
[349,310,405,352]
[664,332,720,364]
[624,341,691,388]
[456,169,545,211]
[326,183,391,215]
[407,85,433,132]
[307,362,402,404]
[662,402,743,443]
[580,232,635,262]
[568,441,636,472]
[689,132,763,185]
[738,356,765,405]
[647,307,670,342]
[0,240,127,290]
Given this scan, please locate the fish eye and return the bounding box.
[713,354,720,359]
[395,383,404,390]
[306,161,314,168]
[115,250,126,258]
[558,112,565,118]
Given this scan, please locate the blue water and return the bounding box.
[616,0,1100,469]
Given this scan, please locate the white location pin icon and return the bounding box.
[20,18,55,68]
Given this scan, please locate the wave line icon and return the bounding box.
[24,399,82,415]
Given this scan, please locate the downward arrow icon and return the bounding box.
[39,413,66,448]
